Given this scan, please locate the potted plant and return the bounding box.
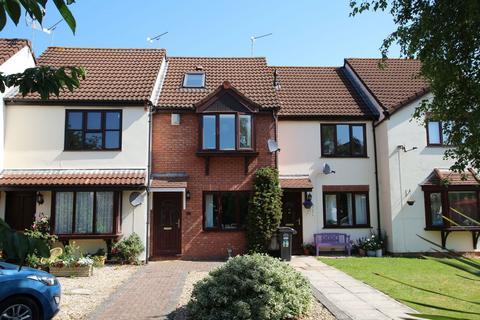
[91,248,107,267]
[49,242,94,277]
[363,233,384,257]
[356,237,367,256]
[301,243,315,255]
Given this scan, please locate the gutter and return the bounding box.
[372,120,382,237]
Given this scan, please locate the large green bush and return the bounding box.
[187,254,313,320]
[246,167,282,252]
[112,233,144,264]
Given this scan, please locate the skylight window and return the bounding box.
[183,72,205,88]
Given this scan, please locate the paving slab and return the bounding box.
[290,256,418,320]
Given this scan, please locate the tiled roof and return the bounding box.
[0,169,145,187]
[280,177,313,189]
[272,66,374,118]
[150,179,187,188]
[346,58,429,113]
[422,168,480,186]
[12,47,165,103]
[0,38,31,65]
[157,57,278,109]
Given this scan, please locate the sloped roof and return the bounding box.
[422,168,480,186]
[0,169,145,187]
[280,177,313,190]
[345,58,429,113]
[11,47,165,103]
[156,57,278,109]
[0,38,31,65]
[272,66,374,118]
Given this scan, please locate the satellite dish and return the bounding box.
[267,139,280,153]
[323,163,336,175]
[129,192,144,207]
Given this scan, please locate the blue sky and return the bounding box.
[1,0,399,66]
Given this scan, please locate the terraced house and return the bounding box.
[0,39,477,259]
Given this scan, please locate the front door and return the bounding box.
[5,191,36,231]
[281,191,303,254]
[152,192,182,256]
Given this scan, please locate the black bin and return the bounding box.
[277,227,297,261]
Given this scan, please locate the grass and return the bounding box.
[319,257,480,320]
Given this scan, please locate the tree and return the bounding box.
[246,167,283,253]
[350,0,480,171]
[0,0,85,99]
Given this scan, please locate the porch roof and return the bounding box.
[280,176,313,190]
[0,169,146,187]
[421,168,480,186]
[150,172,188,189]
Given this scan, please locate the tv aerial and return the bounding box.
[250,33,272,57]
[147,31,168,44]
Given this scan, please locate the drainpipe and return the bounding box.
[372,120,382,237]
[145,100,154,264]
[273,109,279,169]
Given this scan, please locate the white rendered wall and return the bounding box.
[278,120,378,248]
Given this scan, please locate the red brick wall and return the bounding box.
[151,111,276,259]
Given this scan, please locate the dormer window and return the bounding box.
[201,114,252,151]
[183,72,205,88]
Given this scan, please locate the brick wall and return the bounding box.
[151,111,276,258]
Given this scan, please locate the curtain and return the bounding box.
[355,194,368,225]
[96,192,114,233]
[75,192,94,233]
[325,194,337,225]
[345,193,353,225]
[55,192,74,234]
[205,194,215,228]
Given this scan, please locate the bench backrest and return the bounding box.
[314,233,350,245]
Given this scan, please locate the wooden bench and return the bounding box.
[314,233,352,256]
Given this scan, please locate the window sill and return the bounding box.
[56,233,122,240]
[196,151,258,157]
[425,226,480,231]
[63,149,122,152]
[202,228,245,233]
[426,145,450,148]
[321,155,369,159]
[323,225,371,229]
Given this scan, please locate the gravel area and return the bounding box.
[169,271,336,320]
[55,265,140,320]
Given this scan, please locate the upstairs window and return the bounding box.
[427,120,450,146]
[321,124,366,157]
[65,110,122,151]
[183,72,205,88]
[201,114,252,151]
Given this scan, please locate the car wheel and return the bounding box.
[0,296,42,320]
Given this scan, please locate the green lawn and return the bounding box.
[319,257,480,320]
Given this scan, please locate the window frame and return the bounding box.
[322,191,371,228]
[320,123,367,158]
[199,113,255,152]
[64,110,122,151]
[51,190,120,238]
[423,187,480,229]
[202,191,251,231]
[426,120,449,147]
[183,72,206,88]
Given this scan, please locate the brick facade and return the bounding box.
[151,111,276,258]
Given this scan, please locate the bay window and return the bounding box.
[323,191,370,228]
[201,114,253,151]
[54,191,118,236]
[204,191,250,230]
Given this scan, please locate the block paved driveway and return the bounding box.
[90,260,223,320]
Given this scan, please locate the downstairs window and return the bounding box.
[323,191,370,228]
[204,192,250,230]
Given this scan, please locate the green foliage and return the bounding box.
[112,233,144,264]
[246,167,282,253]
[23,214,57,247]
[349,0,480,172]
[0,0,77,33]
[50,242,93,267]
[187,254,313,320]
[0,218,50,268]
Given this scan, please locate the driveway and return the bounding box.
[90,260,223,320]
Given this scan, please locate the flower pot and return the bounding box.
[50,265,93,277]
[358,248,366,257]
[375,249,383,257]
[366,250,376,257]
[93,256,106,267]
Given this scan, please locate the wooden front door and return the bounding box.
[281,191,303,254]
[5,191,36,231]
[152,192,182,256]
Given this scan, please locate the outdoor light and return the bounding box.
[36,192,44,205]
[407,197,416,206]
[186,190,191,201]
[303,192,313,209]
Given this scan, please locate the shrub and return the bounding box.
[112,233,144,264]
[246,167,283,252]
[187,254,313,320]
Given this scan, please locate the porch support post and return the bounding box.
[472,230,480,250]
[440,230,451,249]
